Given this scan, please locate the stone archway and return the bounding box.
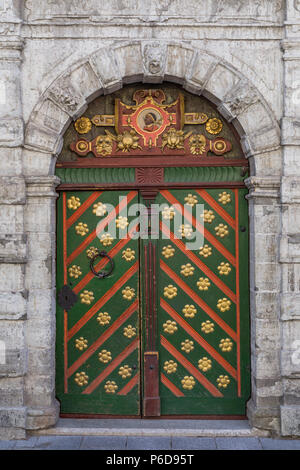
[23,41,282,434]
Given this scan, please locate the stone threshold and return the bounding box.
[30,418,270,438]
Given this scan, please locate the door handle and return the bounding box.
[89,251,114,279]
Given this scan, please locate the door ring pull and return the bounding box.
[90,251,114,279]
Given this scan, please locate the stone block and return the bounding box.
[281,117,300,146]
[185,50,217,90]
[25,122,61,154]
[67,61,102,104]
[251,262,280,291]
[0,427,26,440]
[0,291,27,320]
[25,260,54,290]
[0,407,26,429]
[24,202,54,234]
[0,264,24,291]
[253,234,279,263]
[26,401,59,430]
[281,293,300,321]
[254,350,281,380]
[114,42,143,83]
[0,117,23,147]
[0,177,25,204]
[90,47,121,93]
[0,377,24,407]
[25,318,55,350]
[0,205,24,235]
[281,177,300,204]
[27,232,55,261]
[0,234,27,263]
[250,291,280,319]
[25,375,55,408]
[0,148,22,176]
[281,405,300,436]
[283,378,300,405]
[31,99,70,136]
[27,289,56,319]
[255,320,281,350]
[27,347,55,376]
[248,149,283,178]
[281,349,300,377]
[165,44,194,84]
[22,149,53,177]
[204,64,241,104]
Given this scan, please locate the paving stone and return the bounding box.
[172,437,217,450]
[35,436,82,450]
[127,437,171,450]
[80,436,127,450]
[216,437,263,450]
[14,437,39,449]
[0,440,15,449]
[260,438,300,450]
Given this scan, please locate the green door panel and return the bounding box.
[56,190,140,415]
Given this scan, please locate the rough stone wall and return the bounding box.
[0,0,298,438]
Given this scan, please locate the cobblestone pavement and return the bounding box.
[0,436,300,450]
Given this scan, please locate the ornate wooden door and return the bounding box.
[56,187,250,416]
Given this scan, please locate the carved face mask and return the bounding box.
[95,135,113,156]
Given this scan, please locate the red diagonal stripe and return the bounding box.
[160,190,235,266]
[67,191,137,265]
[73,224,138,295]
[161,373,185,397]
[82,338,139,394]
[161,335,223,397]
[68,261,139,340]
[118,373,139,396]
[66,192,102,229]
[160,221,236,303]
[160,260,237,341]
[160,298,237,379]
[68,300,138,377]
[196,189,235,229]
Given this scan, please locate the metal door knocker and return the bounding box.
[90,251,114,279]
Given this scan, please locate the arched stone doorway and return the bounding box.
[23,41,282,432]
[55,83,250,418]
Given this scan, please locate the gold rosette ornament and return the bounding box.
[184,194,198,207]
[104,381,118,394]
[218,262,232,276]
[75,337,88,351]
[178,224,193,239]
[122,248,135,262]
[100,233,114,246]
[182,304,197,319]
[163,360,178,374]
[122,287,135,301]
[74,371,89,387]
[218,192,231,205]
[116,216,129,230]
[199,244,212,257]
[163,285,178,299]
[162,245,175,259]
[206,117,223,135]
[163,320,178,334]
[162,206,175,220]
[180,263,195,277]
[98,350,112,363]
[93,202,107,216]
[123,325,137,338]
[181,339,194,353]
[67,196,81,210]
[68,265,82,279]
[215,224,229,238]
[86,246,99,259]
[74,117,92,134]
[80,290,94,305]
[217,375,230,388]
[201,320,214,334]
[201,209,215,224]
[198,357,212,372]
[97,312,111,326]
[197,277,211,291]
[119,365,132,379]
[75,222,89,236]
[217,298,231,313]
[181,376,196,390]
[219,338,233,352]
